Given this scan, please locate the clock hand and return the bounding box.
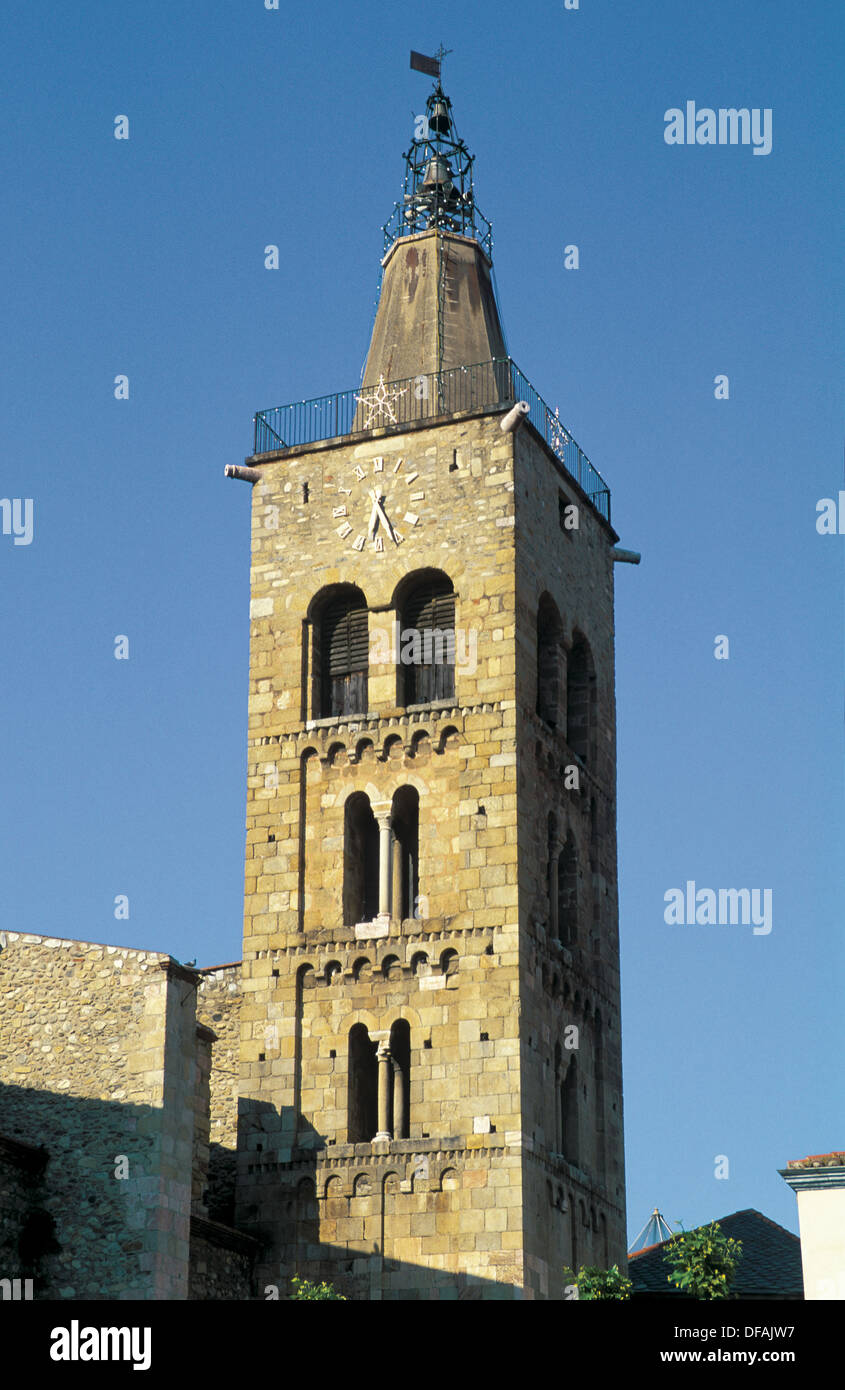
[367,490,381,538]
[369,489,397,542]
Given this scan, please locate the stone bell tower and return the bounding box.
[229,71,627,1300]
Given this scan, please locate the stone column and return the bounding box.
[391,831,403,921]
[375,1042,392,1141]
[377,815,392,918]
[392,1056,405,1140]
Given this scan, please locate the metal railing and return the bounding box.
[252,357,611,521]
[381,199,494,261]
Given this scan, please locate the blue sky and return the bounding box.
[1,0,842,1247]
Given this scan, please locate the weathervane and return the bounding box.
[409,45,453,80]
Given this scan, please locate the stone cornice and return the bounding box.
[779,1165,845,1193]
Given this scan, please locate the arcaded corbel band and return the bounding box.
[225,464,262,483]
[500,401,530,433]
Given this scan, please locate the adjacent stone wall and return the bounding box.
[192,1027,214,1214]
[196,964,241,1222]
[0,1135,49,1295]
[188,1215,258,1300]
[0,933,201,1299]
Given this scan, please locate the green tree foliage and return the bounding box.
[289,1275,347,1300]
[561,1264,632,1299]
[662,1222,743,1299]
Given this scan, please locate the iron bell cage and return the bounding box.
[382,83,493,260]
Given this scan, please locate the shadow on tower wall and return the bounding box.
[234,1097,524,1301]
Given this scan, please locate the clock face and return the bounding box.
[332,455,424,555]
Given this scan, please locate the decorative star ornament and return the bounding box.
[547,406,571,461]
[355,374,408,428]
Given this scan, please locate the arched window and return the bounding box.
[558,833,578,946]
[343,793,379,925]
[398,572,455,705]
[391,786,420,920]
[561,1058,579,1165]
[440,948,459,977]
[536,595,563,727]
[313,586,369,718]
[348,1024,378,1143]
[566,633,595,762]
[389,1019,411,1139]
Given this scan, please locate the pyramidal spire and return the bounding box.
[359,73,507,391]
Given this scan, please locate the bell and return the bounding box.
[429,97,451,135]
[422,155,453,191]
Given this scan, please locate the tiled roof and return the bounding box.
[628,1209,803,1298]
[787,1151,845,1169]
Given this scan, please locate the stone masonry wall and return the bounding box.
[188,1216,257,1300]
[235,412,526,1295]
[0,932,200,1299]
[0,1135,48,1293]
[231,401,627,1298]
[513,425,626,1296]
[196,964,242,1222]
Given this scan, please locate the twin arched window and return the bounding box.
[348,1019,411,1143]
[343,787,420,926]
[536,595,596,762]
[310,573,456,719]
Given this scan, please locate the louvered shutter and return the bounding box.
[403,583,455,704]
[327,601,369,675]
[321,597,368,716]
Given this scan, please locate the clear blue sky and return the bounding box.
[1,0,842,1247]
